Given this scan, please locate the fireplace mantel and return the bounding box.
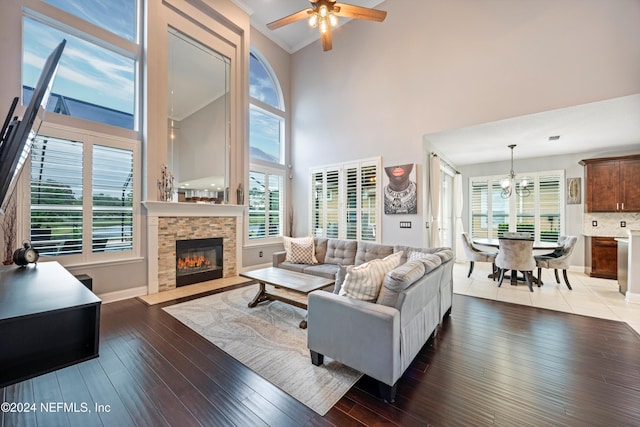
[143,201,245,218]
[143,201,245,294]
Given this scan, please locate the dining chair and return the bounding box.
[495,238,536,291]
[461,232,497,279]
[502,231,532,239]
[535,235,578,290]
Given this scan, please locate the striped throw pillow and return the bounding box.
[339,251,403,301]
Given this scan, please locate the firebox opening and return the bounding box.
[176,237,223,287]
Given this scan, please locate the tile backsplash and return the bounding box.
[583,212,640,237]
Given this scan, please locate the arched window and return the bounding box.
[248,50,286,241]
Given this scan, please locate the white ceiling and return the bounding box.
[230,1,640,166]
[231,0,386,53]
[426,94,640,166]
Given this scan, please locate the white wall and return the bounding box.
[289,0,640,248]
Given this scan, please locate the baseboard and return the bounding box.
[625,292,640,304]
[98,286,148,304]
[568,265,587,273]
[239,262,272,273]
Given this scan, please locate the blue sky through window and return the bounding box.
[23,17,135,120]
[44,0,136,41]
[249,53,283,164]
[249,53,279,108]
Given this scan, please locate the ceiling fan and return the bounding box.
[266,0,387,51]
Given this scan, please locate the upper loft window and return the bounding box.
[22,10,137,130]
[250,53,279,109]
[43,0,137,41]
[249,52,284,165]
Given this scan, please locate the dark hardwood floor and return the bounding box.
[3,286,640,426]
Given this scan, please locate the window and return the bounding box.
[22,7,137,129]
[22,0,141,262]
[30,131,136,259]
[249,50,286,241]
[43,0,137,41]
[248,171,283,239]
[310,158,381,242]
[470,171,563,241]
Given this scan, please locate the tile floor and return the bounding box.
[453,261,640,334]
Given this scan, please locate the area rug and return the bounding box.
[163,284,362,415]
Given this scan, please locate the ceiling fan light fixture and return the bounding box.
[267,1,387,51]
[308,14,318,28]
[319,18,328,33]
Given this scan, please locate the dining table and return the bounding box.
[473,238,562,251]
[472,238,563,285]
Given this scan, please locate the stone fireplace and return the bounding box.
[143,202,244,294]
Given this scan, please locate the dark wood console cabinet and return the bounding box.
[589,236,618,280]
[580,154,640,212]
[0,261,101,388]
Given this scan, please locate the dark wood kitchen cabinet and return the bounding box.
[580,154,640,212]
[589,236,618,280]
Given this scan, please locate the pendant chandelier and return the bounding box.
[500,144,531,199]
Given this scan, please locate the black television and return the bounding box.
[0,39,66,214]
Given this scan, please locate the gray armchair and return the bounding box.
[461,232,497,279]
[495,238,536,291]
[502,231,531,239]
[535,235,578,290]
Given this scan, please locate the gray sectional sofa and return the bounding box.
[272,238,454,402]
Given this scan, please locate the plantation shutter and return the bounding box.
[248,170,283,239]
[92,145,133,252]
[311,171,324,237]
[309,159,380,241]
[538,175,561,241]
[471,180,488,239]
[267,173,282,237]
[345,166,358,240]
[470,171,563,241]
[491,179,509,238]
[30,137,83,256]
[360,164,377,241]
[249,171,267,239]
[515,180,536,237]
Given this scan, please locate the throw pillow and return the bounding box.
[283,236,318,264]
[288,240,316,264]
[408,250,431,262]
[339,251,403,301]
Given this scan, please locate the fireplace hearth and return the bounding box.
[176,237,223,287]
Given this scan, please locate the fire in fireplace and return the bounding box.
[175,237,223,287]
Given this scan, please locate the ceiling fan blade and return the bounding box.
[333,3,387,22]
[321,28,333,51]
[267,8,313,30]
